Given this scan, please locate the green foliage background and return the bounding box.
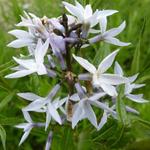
[0,0,150,149]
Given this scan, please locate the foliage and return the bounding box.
[0,0,150,149]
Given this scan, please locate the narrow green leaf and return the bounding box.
[0,91,15,111]
[116,85,128,125]
[0,125,6,150]
[131,40,141,74]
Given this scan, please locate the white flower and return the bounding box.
[5,39,49,78]
[73,49,128,96]
[15,111,35,145]
[70,92,115,129]
[63,1,117,37]
[18,84,67,129]
[7,29,35,49]
[114,62,148,103]
[89,21,131,46]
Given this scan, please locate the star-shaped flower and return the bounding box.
[70,83,116,129]
[63,1,117,37]
[5,39,49,78]
[89,20,131,46]
[114,61,148,103]
[15,111,45,145]
[18,84,67,130]
[73,49,128,96]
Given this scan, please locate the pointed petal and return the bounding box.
[72,104,83,129]
[90,100,116,115]
[105,21,126,37]
[62,1,83,21]
[23,99,46,111]
[47,84,60,99]
[133,84,145,89]
[128,73,139,82]
[75,0,84,11]
[75,82,86,99]
[15,123,28,129]
[48,103,62,124]
[99,17,107,33]
[84,102,97,128]
[22,111,32,123]
[97,10,118,18]
[5,70,34,78]
[19,129,32,146]
[100,83,118,97]
[8,29,33,39]
[126,94,149,103]
[13,57,36,70]
[97,111,107,130]
[114,61,124,76]
[99,74,128,85]
[45,109,52,130]
[84,5,93,19]
[7,39,33,48]
[98,49,119,74]
[73,54,96,74]
[88,92,106,101]
[17,93,42,101]
[125,106,139,115]
[105,37,131,46]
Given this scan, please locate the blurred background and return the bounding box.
[0,0,150,149]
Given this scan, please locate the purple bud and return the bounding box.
[45,131,53,150]
[47,69,57,78]
[47,55,56,68]
[48,84,60,99]
[64,37,79,44]
[75,82,86,99]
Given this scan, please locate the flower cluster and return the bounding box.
[6,1,148,149]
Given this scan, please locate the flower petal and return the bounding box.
[83,102,97,128]
[114,61,124,76]
[23,99,46,111]
[126,94,149,103]
[48,103,62,124]
[19,129,32,146]
[100,83,118,97]
[105,37,131,46]
[97,111,107,130]
[98,49,119,74]
[62,1,83,21]
[73,54,96,74]
[104,21,126,37]
[7,39,33,48]
[5,69,34,78]
[17,93,42,101]
[99,74,128,85]
[72,103,83,129]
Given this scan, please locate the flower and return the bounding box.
[15,111,45,145]
[18,84,67,130]
[114,62,148,103]
[70,83,116,129]
[73,49,128,96]
[63,0,117,38]
[89,21,131,46]
[5,39,49,78]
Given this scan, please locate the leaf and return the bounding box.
[0,125,6,150]
[0,116,23,125]
[116,85,129,125]
[131,40,141,74]
[92,43,110,66]
[0,91,15,111]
